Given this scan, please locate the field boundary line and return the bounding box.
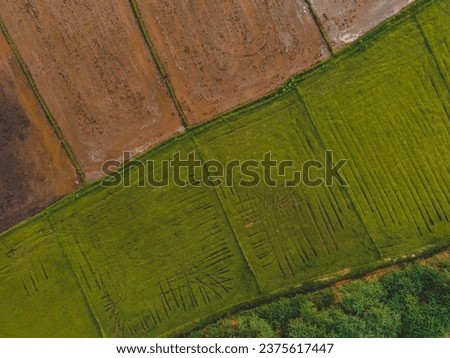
[293,89,384,260]
[0,0,432,241]
[185,0,430,133]
[168,242,449,337]
[129,0,188,128]
[191,135,263,295]
[414,12,450,98]
[304,0,334,55]
[0,18,86,183]
[46,215,106,337]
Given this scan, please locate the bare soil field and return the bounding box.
[0,34,79,233]
[136,0,330,124]
[0,0,182,180]
[309,0,414,49]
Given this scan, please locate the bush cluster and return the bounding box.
[189,257,449,338]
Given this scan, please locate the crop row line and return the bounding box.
[190,134,263,294]
[293,90,385,260]
[46,214,105,337]
[414,13,450,109]
[304,0,334,55]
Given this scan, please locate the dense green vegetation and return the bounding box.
[0,0,448,337]
[195,93,380,293]
[417,0,450,87]
[297,2,450,257]
[189,256,450,338]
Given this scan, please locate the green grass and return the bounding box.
[0,0,449,337]
[195,92,380,292]
[0,219,101,337]
[50,138,260,337]
[297,7,450,257]
[416,0,450,88]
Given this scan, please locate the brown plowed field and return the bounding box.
[0,0,182,180]
[310,0,414,49]
[136,0,330,124]
[0,34,79,233]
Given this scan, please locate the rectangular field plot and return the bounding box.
[297,13,450,257]
[135,0,329,124]
[0,220,101,337]
[50,138,259,337]
[0,0,182,180]
[195,92,380,293]
[0,32,79,233]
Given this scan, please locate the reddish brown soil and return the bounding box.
[136,0,330,125]
[310,0,414,49]
[332,248,449,289]
[0,0,183,180]
[362,251,449,281]
[0,34,79,233]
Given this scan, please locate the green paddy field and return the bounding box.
[0,0,448,337]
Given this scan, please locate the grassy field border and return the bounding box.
[190,134,263,293]
[182,246,450,338]
[166,243,449,338]
[304,0,334,54]
[47,214,106,337]
[414,10,450,100]
[291,89,385,261]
